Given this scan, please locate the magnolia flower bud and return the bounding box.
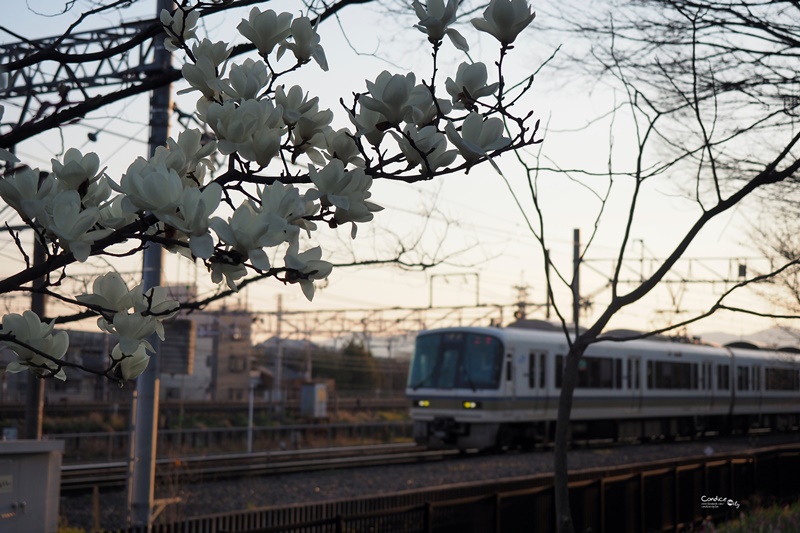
[413,0,469,51]
[472,0,536,46]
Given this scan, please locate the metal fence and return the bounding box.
[109,443,800,533]
[53,421,414,463]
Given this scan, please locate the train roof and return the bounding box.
[415,325,800,363]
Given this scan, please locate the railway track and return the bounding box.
[61,442,456,491]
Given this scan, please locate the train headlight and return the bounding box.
[416,399,431,408]
[462,401,481,409]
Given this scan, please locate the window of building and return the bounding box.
[229,356,247,372]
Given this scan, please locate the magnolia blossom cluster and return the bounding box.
[0,0,536,382]
[77,273,179,380]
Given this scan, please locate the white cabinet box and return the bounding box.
[0,440,63,533]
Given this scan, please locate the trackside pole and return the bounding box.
[128,0,174,527]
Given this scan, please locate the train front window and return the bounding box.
[408,332,503,390]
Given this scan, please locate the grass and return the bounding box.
[692,499,800,532]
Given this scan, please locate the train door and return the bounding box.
[700,361,715,412]
[627,355,642,411]
[753,364,763,416]
[524,350,547,416]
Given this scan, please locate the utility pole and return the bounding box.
[128,0,174,528]
[572,229,581,331]
[273,294,283,410]
[24,234,46,439]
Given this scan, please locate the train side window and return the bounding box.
[577,356,615,388]
[634,359,640,389]
[765,367,800,390]
[528,352,535,388]
[615,359,622,389]
[647,361,653,389]
[717,365,730,390]
[737,365,749,391]
[506,356,512,381]
[539,354,546,389]
[556,355,564,388]
[627,359,632,389]
[652,361,694,389]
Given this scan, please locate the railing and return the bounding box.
[107,443,800,533]
[50,421,414,463]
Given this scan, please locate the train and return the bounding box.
[405,324,800,450]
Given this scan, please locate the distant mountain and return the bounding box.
[699,326,800,348]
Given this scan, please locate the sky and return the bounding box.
[0,0,795,345]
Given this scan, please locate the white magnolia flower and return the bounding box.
[115,156,184,216]
[392,125,456,173]
[0,167,56,222]
[111,342,150,380]
[277,17,328,71]
[445,62,499,109]
[291,110,333,164]
[208,255,248,291]
[205,99,285,166]
[81,176,112,209]
[98,195,137,229]
[237,8,293,57]
[1,311,69,380]
[225,58,270,101]
[307,160,383,237]
[134,286,180,341]
[159,183,222,258]
[259,182,314,233]
[51,148,102,191]
[76,272,136,314]
[160,7,200,51]
[46,190,113,262]
[323,128,364,167]
[182,57,225,101]
[159,129,217,187]
[210,198,300,271]
[180,40,231,100]
[471,0,536,46]
[348,107,387,147]
[445,112,511,167]
[284,243,333,301]
[275,85,319,126]
[361,71,417,126]
[111,311,158,355]
[413,0,469,51]
[408,84,453,126]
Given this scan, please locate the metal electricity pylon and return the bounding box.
[0,20,158,98]
[1,6,175,529]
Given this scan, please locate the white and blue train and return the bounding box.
[405,325,800,450]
